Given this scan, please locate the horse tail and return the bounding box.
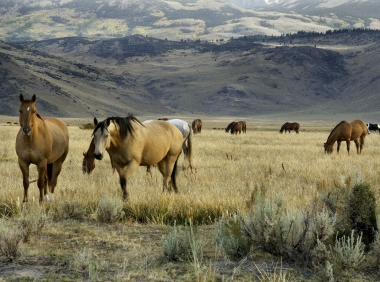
[171,155,179,193]
[186,124,193,170]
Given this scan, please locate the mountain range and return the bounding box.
[0,0,379,120]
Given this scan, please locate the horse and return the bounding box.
[91,116,183,199]
[226,121,246,134]
[16,94,69,203]
[241,121,247,133]
[225,121,236,133]
[324,120,367,155]
[279,122,300,134]
[192,119,202,134]
[82,137,96,174]
[366,123,380,134]
[82,118,193,174]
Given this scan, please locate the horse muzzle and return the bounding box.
[22,126,31,136]
[94,153,103,160]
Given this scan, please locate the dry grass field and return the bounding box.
[0,118,380,281]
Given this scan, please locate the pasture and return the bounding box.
[0,119,380,281]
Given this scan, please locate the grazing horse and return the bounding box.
[82,137,96,174]
[241,121,247,133]
[324,120,367,155]
[91,116,183,199]
[192,119,202,134]
[16,94,69,203]
[279,122,300,134]
[83,118,193,174]
[366,123,380,134]
[226,121,246,134]
[225,121,236,133]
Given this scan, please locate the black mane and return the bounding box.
[95,116,145,139]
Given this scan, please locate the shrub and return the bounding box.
[162,221,203,265]
[0,220,24,262]
[330,231,365,270]
[348,183,378,247]
[96,196,125,223]
[241,194,337,265]
[372,232,380,269]
[215,214,250,260]
[163,223,191,262]
[18,202,46,242]
[51,200,89,221]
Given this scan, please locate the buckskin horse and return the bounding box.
[16,94,69,203]
[279,122,300,134]
[91,116,183,199]
[83,118,193,174]
[324,120,367,155]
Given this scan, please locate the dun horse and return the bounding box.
[91,116,183,199]
[192,119,202,134]
[16,94,69,203]
[324,120,367,154]
[83,118,193,174]
[279,122,300,134]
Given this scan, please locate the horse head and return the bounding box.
[92,117,112,160]
[19,94,38,136]
[324,142,333,154]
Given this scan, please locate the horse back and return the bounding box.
[127,121,183,165]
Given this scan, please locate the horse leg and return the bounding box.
[37,161,48,203]
[47,150,68,201]
[47,162,60,201]
[354,139,360,154]
[146,166,152,177]
[158,156,179,193]
[346,140,350,155]
[359,135,365,153]
[117,161,139,200]
[157,162,169,192]
[18,160,30,203]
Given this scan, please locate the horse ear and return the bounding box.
[94,117,98,125]
[19,94,24,102]
[31,94,36,102]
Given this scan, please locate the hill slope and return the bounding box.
[1,0,379,42]
[1,30,380,120]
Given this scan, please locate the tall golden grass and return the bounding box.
[1,121,379,223]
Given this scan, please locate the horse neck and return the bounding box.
[28,115,46,139]
[326,128,339,145]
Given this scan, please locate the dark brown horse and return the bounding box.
[241,121,247,133]
[91,116,183,199]
[82,137,96,174]
[279,122,300,134]
[225,121,236,133]
[16,94,69,203]
[324,120,367,154]
[226,121,246,134]
[232,121,244,134]
[192,119,202,134]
